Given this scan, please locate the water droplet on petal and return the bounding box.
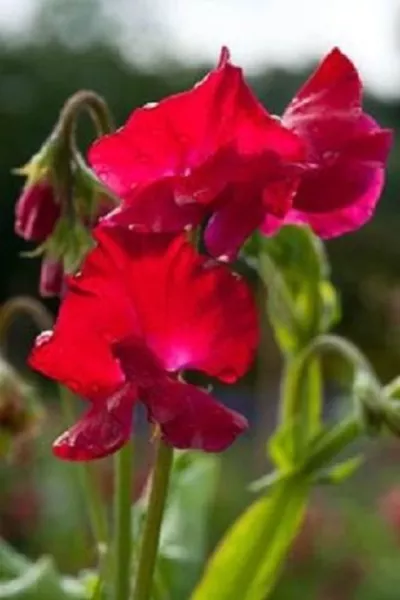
[35,330,53,347]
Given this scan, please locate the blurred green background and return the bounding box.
[2,1,400,598]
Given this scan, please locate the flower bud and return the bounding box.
[14,106,118,299]
[39,256,65,298]
[15,179,60,242]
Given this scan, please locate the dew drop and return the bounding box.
[35,330,53,346]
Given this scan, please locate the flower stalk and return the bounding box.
[133,440,173,600]
[113,441,134,600]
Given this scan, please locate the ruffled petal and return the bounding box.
[89,47,303,201]
[204,185,264,260]
[284,48,361,115]
[103,179,204,232]
[276,48,393,237]
[53,384,137,461]
[96,227,259,383]
[144,380,247,452]
[29,329,125,402]
[29,231,141,400]
[31,227,258,418]
[205,167,299,259]
[282,48,364,157]
[282,48,392,161]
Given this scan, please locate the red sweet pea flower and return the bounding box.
[262,48,393,238]
[88,48,305,260]
[29,227,258,460]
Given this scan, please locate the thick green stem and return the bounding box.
[113,441,134,600]
[133,440,173,600]
[280,354,322,458]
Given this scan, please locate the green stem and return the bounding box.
[59,386,108,549]
[280,354,322,458]
[57,89,114,140]
[304,416,362,474]
[133,440,173,600]
[113,441,134,600]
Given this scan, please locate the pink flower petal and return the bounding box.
[274,48,393,237]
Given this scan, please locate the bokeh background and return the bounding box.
[2,1,400,598]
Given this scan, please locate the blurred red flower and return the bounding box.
[379,486,400,540]
[29,227,258,460]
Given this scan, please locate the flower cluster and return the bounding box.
[25,47,391,460]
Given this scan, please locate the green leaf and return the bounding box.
[191,477,309,600]
[0,539,30,580]
[0,557,86,600]
[249,471,284,493]
[159,451,219,564]
[314,455,364,484]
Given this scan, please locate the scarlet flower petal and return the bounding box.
[29,234,141,400]
[144,380,248,452]
[103,179,204,233]
[29,328,125,402]
[89,48,304,242]
[284,48,361,126]
[89,48,302,196]
[96,227,258,382]
[30,226,258,460]
[30,226,258,397]
[53,384,137,461]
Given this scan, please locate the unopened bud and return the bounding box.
[39,256,65,298]
[15,179,60,242]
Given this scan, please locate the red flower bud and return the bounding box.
[15,180,60,242]
[39,257,65,298]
